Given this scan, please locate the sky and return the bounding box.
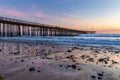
[0,0,120,33]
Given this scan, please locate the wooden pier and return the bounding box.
[0,16,95,37]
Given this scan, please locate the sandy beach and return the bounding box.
[0,41,120,80]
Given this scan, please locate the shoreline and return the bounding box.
[0,35,120,48]
[0,40,120,80]
[0,36,120,48]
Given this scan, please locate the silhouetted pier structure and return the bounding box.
[0,16,95,37]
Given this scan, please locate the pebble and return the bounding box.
[21,59,24,62]
[29,67,36,71]
[70,64,77,70]
[98,76,102,79]
[91,75,96,78]
[67,50,72,52]
[98,73,103,76]
[37,70,41,72]
[0,75,5,80]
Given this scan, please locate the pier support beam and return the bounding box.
[0,23,1,37]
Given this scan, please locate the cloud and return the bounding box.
[0,7,47,21]
[0,8,28,17]
[0,7,78,24]
[0,7,93,30]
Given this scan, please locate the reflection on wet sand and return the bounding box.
[0,41,120,80]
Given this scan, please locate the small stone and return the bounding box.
[87,58,94,62]
[21,59,24,62]
[59,65,63,67]
[32,62,34,64]
[0,75,5,80]
[10,58,13,60]
[66,56,71,59]
[104,60,108,64]
[91,75,96,78]
[29,67,36,71]
[71,64,77,70]
[98,76,102,79]
[98,73,103,76]
[98,58,104,62]
[67,50,72,52]
[67,65,71,68]
[77,68,81,71]
[112,60,119,64]
[72,60,76,62]
[37,70,41,72]
[14,52,19,55]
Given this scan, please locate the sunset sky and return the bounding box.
[0,0,120,33]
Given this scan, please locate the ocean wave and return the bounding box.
[79,34,120,37]
[0,34,120,46]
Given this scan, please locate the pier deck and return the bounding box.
[0,16,95,37]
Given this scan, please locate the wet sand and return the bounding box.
[0,41,120,80]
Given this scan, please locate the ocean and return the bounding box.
[0,34,120,47]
